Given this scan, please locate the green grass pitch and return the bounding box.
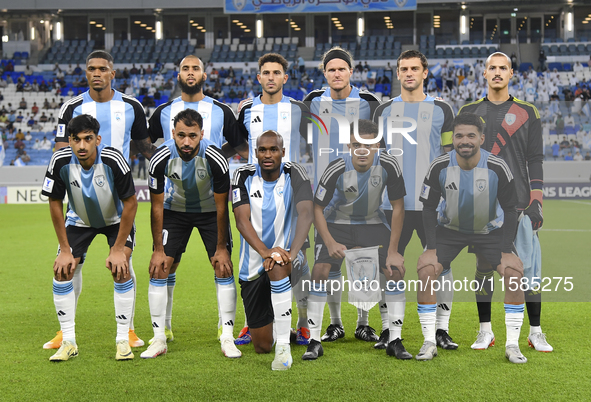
[1,200,590,401]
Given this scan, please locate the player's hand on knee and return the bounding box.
[327,241,347,260]
[499,252,524,278]
[211,248,233,276]
[265,247,291,266]
[417,249,438,273]
[149,249,168,278]
[106,248,129,281]
[54,250,76,279]
[385,250,405,278]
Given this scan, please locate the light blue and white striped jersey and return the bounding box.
[420,149,516,234]
[305,87,381,188]
[42,144,135,228]
[232,162,312,281]
[373,95,455,211]
[237,95,309,164]
[148,138,230,213]
[56,90,149,163]
[148,96,241,149]
[314,152,405,225]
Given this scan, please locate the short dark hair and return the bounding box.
[172,109,203,130]
[397,50,428,71]
[257,130,284,148]
[258,53,288,74]
[67,114,100,137]
[86,50,114,66]
[452,113,483,134]
[351,119,379,138]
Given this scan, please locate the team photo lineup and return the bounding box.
[38,44,555,372]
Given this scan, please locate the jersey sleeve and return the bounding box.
[147,145,170,194]
[435,99,456,148]
[206,145,231,194]
[314,158,345,208]
[291,100,310,141]
[379,153,406,201]
[42,148,71,199]
[56,102,75,143]
[148,102,168,142]
[101,147,136,200]
[419,155,448,210]
[231,165,256,210]
[360,91,382,117]
[526,105,544,191]
[237,101,252,141]
[215,100,243,148]
[286,162,313,205]
[488,155,518,252]
[125,96,150,142]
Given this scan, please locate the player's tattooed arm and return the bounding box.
[131,137,157,159]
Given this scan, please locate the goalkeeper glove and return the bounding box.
[524,199,543,230]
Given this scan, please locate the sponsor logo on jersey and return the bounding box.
[149,176,157,189]
[316,185,327,201]
[420,183,430,199]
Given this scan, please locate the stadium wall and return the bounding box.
[0,162,589,204]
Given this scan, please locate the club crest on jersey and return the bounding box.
[200,112,209,120]
[114,112,122,121]
[504,113,516,125]
[281,112,289,120]
[197,168,207,180]
[94,175,105,187]
[276,186,284,197]
[348,107,357,116]
[233,0,246,11]
[476,179,487,192]
[420,111,431,121]
[370,176,381,187]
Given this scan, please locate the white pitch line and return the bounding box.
[541,229,591,232]
[564,200,591,206]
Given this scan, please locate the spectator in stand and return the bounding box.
[33,138,42,150]
[551,141,560,160]
[31,102,39,115]
[48,113,56,123]
[27,116,35,127]
[19,98,27,110]
[42,98,50,109]
[573,151,584,161]
[130,64,139,75]
[138,64,146,75]
[25,131,32,141]
[20,150,30,163]
[585,152,591,161]
[0,77,7,88]
[14,138,25,149]
[146,64,153,75]
[565,113,575,127]
[40,136,52,150]
[564,152,574,161]
[74,64,83,75]
[23,81,32,92]
[16,112,24,123]
[49,98,58,109]
[15,129,25,141]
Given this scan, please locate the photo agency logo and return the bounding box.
[302,109,419,157]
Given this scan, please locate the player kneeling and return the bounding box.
[416,113,527,363]
[43,114,138,361]
[141,109,239,359]
[232,131,313,371]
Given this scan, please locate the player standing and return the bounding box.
[232,130,313,370]
[372,50,456,350]
[148,55,243,343]
[44,50,154,350]
[303,120,409,360]
[459,52,551,352]
[235,53,312,346]
[42,114,138,361]
[141,109,240,359]
[305,47,382,343]
[416,113,527,363]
